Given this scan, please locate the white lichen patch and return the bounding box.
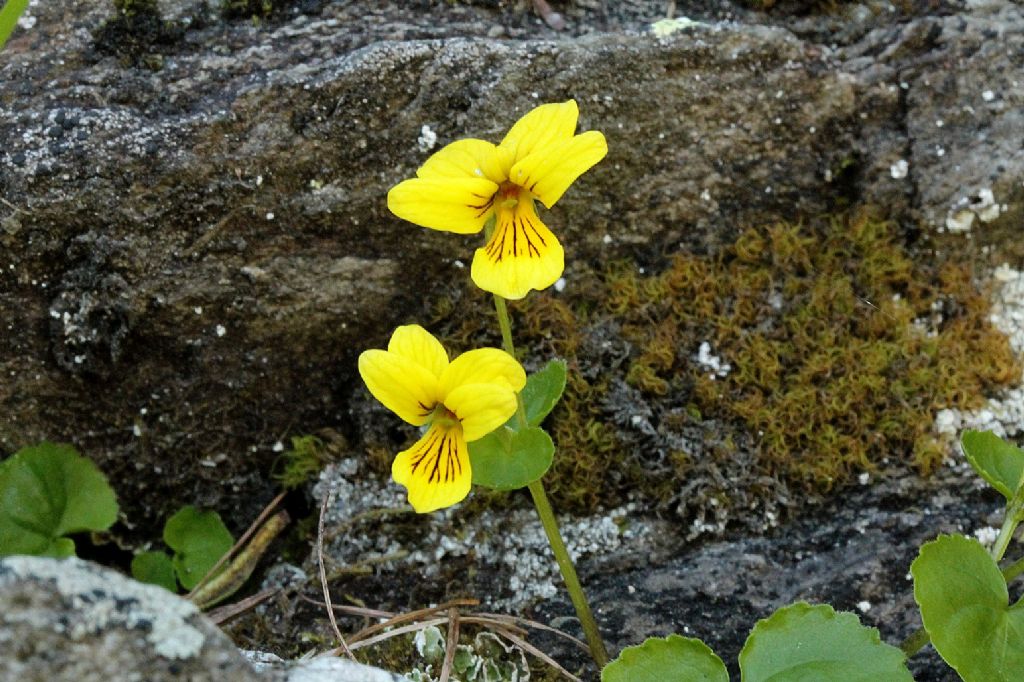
[943,188,1002,233]
[312,460,648,609]
[17,1,39,30]
[695,341,730,379]
[935,265,1024,439]
[0,556,205,660]
[974,526,999,547]
[417,124,438,153]
[650,17,703,38]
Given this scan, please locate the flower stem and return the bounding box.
[991,503,1021,563]
[491,292,610,669]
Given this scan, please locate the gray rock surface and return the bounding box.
[0,555,407,681]
[1,0,1021,536]
[0,555,262,681]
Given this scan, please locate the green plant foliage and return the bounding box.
[469,426,554,490]
[507,360,568,430]
[407,625,528,682]
[961,430,1024,500]
[0,0,28,50]
[220,0,276,19]
[912,534,1024,681]
[0,442,119,557]
[131,550,178,591]
[738,602,912,681]
[274,434,331,490]
[163,505,234,590]
[602,634,728,682]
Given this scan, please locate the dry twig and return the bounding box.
[187,490,287,600]
[206,586,282,625]
[438,607,461,682]
[318,487,355,659]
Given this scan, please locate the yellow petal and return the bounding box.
[387,325,449,379]
[470,201,564,300]
[499,100,579,165]
[387,176,498,234]
[444,383,518,441]
[358,349,441,426]
[508,130,607,208]
[417,138,507,184]
[440,348,526,396]
[392,424,472,513]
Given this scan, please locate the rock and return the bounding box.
[840,1,1024,236]
[0,0,1021,535]
[0,555,412,681]
[245,652,410,682]
[0,555,262,681]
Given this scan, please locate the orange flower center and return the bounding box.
[431,404,461,429]
[497,182,522,211]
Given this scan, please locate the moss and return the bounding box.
[606,210,1018,492]
[371,210,1017,517]
[221,0,276,19]
[113,0,158,16]
[272,434,333,490]
[94,0,184,66]
[221,0,316,20]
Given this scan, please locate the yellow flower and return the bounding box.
[358,324,526,513]
[387,100,607,300]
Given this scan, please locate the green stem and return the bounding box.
[1003,554,1024,583]
[991,503,1022,563]
[491,291,609,669]
[493,295,529,426]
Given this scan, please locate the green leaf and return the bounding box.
[131,550,178,592]
[468,426,554,490]
[961,430,1024,500]
[508,360,567,430]
[912,534,1024,681]
[0,0,29,51]
[0,442,119,558]
[163,505,234,590]
[602,635,728,682]
[739,602,912,681]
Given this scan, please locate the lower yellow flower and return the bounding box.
[358,324,526,513]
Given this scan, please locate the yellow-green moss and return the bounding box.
[608,211,1018,491]
[391,210,1018,514]
[272,434,332,490]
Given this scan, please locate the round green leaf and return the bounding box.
[0,442,119,557]
[163,505,234,590]
[468,426,554,490]
[912,534,1024,681]
[131,550,178,592]
[739,602,912,681]
[961,430,1024,501]
[602,635,728,682]
[508,360,568,430]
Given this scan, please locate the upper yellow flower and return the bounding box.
[387,100,608,300]
[358,324,526,513]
